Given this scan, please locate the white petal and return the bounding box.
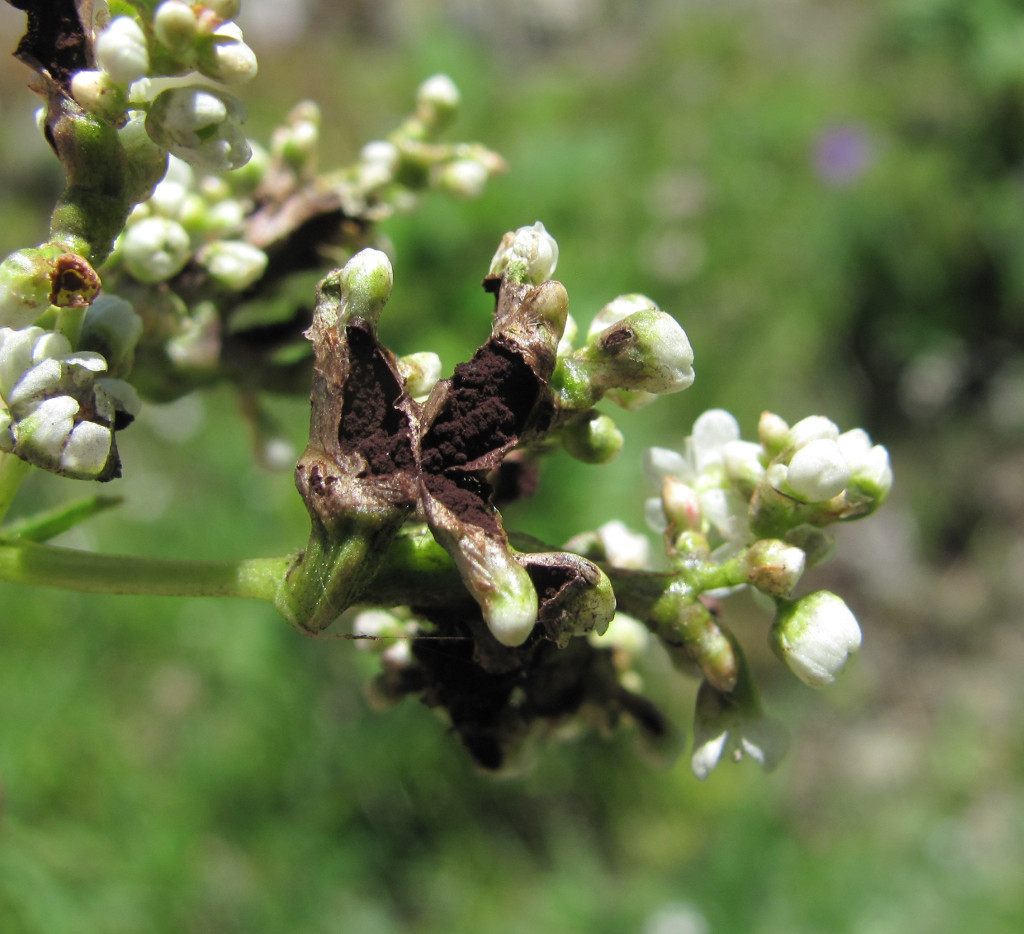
[61,421,112,476]
[691,409,740,472]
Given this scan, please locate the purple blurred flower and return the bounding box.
[814,124,873,186]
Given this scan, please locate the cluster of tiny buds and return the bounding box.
[69,3,256,172]
[110,153,267,287]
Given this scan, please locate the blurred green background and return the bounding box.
[2,0,1024,931]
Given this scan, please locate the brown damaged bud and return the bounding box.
[518,550,615,647]
[295,255,419,531]
[416,276,570,645]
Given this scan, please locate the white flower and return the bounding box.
[770,591,862,688]
[96,16,149,86]
[643,410,752,558]
[596,520,651,570]
[146,86,251,173]
[690,680,789,780]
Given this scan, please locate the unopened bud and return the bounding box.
[0,249,54,328]
[586,294,659,340]
[787,415,840,449]
[837,428,893,502]
[758,410,790,454]
[78,294,143,377]
[661,476,702,530]
[436,158,489,198]
[561,410,623,464]
[584,309,695,395]
[120,217,191,283]
[742,539,806,598]
[770,591,862,688]
[96,16,150,86]
[488,222,559,285]
[397,351,442,399]
[417,73,460,129]
[722,439,766,490]
[782,438,850,502]
[153,1,198,53]
[146,86,251,173]
[198,240,268,291]
[70,70,127,120]
[339,249,394,326]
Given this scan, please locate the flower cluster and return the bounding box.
[0,324,140,480]
[71,2,257,171]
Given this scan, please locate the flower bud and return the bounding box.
[96,16,150,86]
[586,294,659,340]
[482,559,539,647]
[758,410,790,455]
[198,240,268,291]
[787,414,839,448]
[397,351,442,399]
[435,158,489,199]
[69,70,127,120]
[0,249,53,328]
[583,309,695,395]
[488,222,559,285]
[742,539,805,598]
[661,476,702,530]
[153,1,198,53]
[146,86,251,173]
[837,428,893,502]
[121,217,191,283]
[770,591,862,687]
[78,294,143,377]
[560,410,623,464]
[198,31,258,84]
[417,73,460,130]
[783,438,850,502]
[338,249,394,326]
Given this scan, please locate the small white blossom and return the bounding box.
[95,16,150,86]
[770,591,862,688]
[690,680,788,780]
[596,520,651,570]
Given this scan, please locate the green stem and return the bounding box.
[0,539,292,602]
[0,453,32,526]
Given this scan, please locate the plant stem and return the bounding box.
[0,453,32,525]
[0,539,293,603]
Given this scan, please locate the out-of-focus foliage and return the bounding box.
[2,1,1023,931]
